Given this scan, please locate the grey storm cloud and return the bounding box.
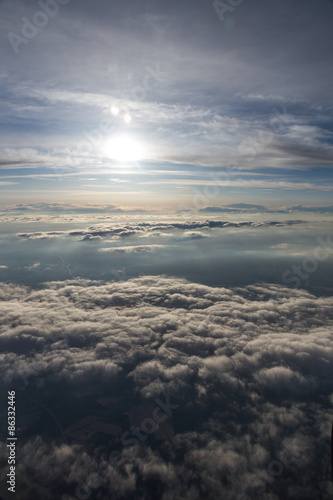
[0,276,332,499]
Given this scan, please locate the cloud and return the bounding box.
[15,219,305,241]
[226,203,268,211]
[24,262,40,271]
[199,204,269,213]
[2,202,147,215]
[289,205,333,214]
[99,244,165,253]
[143,178,333,191]
[0,276,332,499]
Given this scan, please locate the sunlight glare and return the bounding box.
[102,134,144,162]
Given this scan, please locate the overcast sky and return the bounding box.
[0,0,333,210]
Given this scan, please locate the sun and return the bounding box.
[102,134,144,162]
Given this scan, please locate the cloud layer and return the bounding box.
[16,219,305,241]
[0,276,332,499]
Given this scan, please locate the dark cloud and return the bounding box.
[226,203,268,211]
[0,276,332,499]
[198,204,268,213]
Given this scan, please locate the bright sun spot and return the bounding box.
[111,106,119,116]
[102,135,144,162]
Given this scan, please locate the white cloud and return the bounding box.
[0,276,332,498]
[99,244,165,253]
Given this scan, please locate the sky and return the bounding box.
[0,1,333,500]
[0,0,333,211]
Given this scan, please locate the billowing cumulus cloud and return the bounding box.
[0,276,332,499]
